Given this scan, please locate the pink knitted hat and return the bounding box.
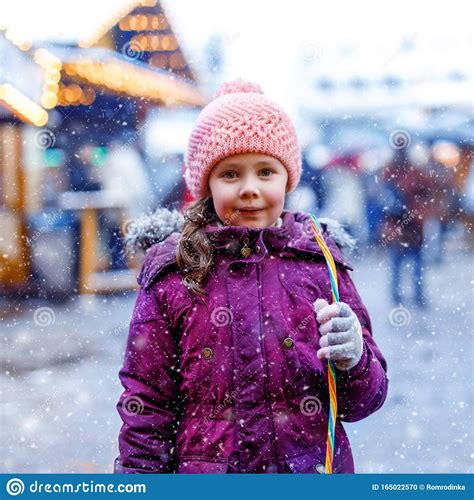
[184,79,302,200]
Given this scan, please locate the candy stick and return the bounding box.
[309,214,340,474]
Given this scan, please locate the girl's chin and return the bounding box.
[218,208,278,227]
[237,217,270,228]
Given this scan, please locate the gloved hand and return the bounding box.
[313,298,364,371]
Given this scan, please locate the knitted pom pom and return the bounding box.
[214,79,263,99]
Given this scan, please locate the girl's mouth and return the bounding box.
[238,208,264,216]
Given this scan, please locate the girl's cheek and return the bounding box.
[219,187,239,206]
[213,196,234,220]
[214,194,231,211]
[266,187,286,206]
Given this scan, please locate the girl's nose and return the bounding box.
[239,179,260,197]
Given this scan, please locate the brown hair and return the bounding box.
[176,197,219,298]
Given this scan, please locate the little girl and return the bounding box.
[114,80,388,474]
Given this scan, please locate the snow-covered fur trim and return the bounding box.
[318,217,357,253]
[124,208,184,253]
[124,208,356,254]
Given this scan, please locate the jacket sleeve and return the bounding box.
[114,285,183,473]
[333,268,389,423]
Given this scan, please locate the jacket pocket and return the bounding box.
[177,457,229,474]
[285,451,326,474]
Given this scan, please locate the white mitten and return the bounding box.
[313,298,363,371]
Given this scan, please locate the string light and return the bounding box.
[34,49,62,110]
[0,84,48,126]
[79,0,158,48]
[62,58,205,106]
[4,27,32,51]
[119,13,168,31]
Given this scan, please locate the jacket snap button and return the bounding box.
[282,337,294,349]
[315,463,326,474]
[202,347,214,360]
[255,245,261,253]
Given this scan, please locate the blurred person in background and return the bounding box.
[363,173,384,248]
[359,147,393,248]
[460,155,474,248]
[426,142,461,263]
[380,145,435,308]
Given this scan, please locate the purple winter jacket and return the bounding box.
[114,210,388,474]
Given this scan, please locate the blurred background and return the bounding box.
[0,0,472,473]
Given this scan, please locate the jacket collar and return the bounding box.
[203,212,291,255]
[203,210,353,269]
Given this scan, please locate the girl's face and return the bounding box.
[208,153,288,228]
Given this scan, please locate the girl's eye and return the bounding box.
[222,171,237,179]
[221,169,274,179]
